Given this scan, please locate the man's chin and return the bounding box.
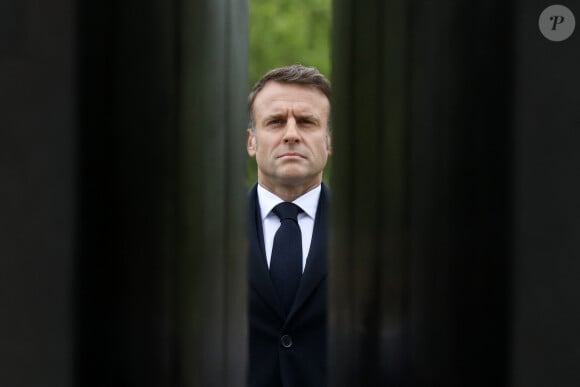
[276,168,308,181]
[275,171,321,187]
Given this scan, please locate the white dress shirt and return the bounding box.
[257,184,321,272]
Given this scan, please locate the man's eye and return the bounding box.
[268,119,283,125]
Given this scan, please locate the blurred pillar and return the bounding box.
[0,1,76,386]
[176,0,248,386]
[510,1,580,386]
[76,0,248,386]
[330,0,513,386]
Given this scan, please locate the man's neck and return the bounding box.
[258,180,322,202]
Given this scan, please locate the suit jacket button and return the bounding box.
[280,334,293,348]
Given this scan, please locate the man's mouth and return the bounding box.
[278,152,305,159]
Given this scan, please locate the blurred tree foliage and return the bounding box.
[249,0,332,85]
[247,0,332,186]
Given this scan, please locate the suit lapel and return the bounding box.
[248,184,286,321]
[286,183,329,322]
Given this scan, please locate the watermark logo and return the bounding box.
[539,4,576,41]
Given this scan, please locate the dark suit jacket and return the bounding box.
[248,183,328,387]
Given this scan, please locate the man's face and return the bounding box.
[247,81,331,192]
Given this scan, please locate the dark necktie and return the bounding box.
[270,202,303,315]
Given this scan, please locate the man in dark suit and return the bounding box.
[246,65,331,387]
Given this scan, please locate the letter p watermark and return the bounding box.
[550,15,566,30]
[539,5,576,41]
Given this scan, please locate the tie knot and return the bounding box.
[272,202,302,222]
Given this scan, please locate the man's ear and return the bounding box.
[326,132,332,155]
[247,128,256,157]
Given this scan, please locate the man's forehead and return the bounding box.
[253,82,329,110]
[260,103,320,116]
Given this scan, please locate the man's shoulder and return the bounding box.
[247,183,259,200]
[319,183,331,206]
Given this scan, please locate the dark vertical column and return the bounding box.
[1,0,247,386]
[76,1,179,385]
[330,0,514,386]
[330,0,411,385]
[407,2,514,386]
[510,1,580,386]
[76,0,248,386]
[175,0,248,386]
[0,1,76,386]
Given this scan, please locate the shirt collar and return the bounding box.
[257,184,321,221]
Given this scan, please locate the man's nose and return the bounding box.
[283,119,300,143]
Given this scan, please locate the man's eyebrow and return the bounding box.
[261,111,322,123]
[296,113,321,122]
[262,112,286,121]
